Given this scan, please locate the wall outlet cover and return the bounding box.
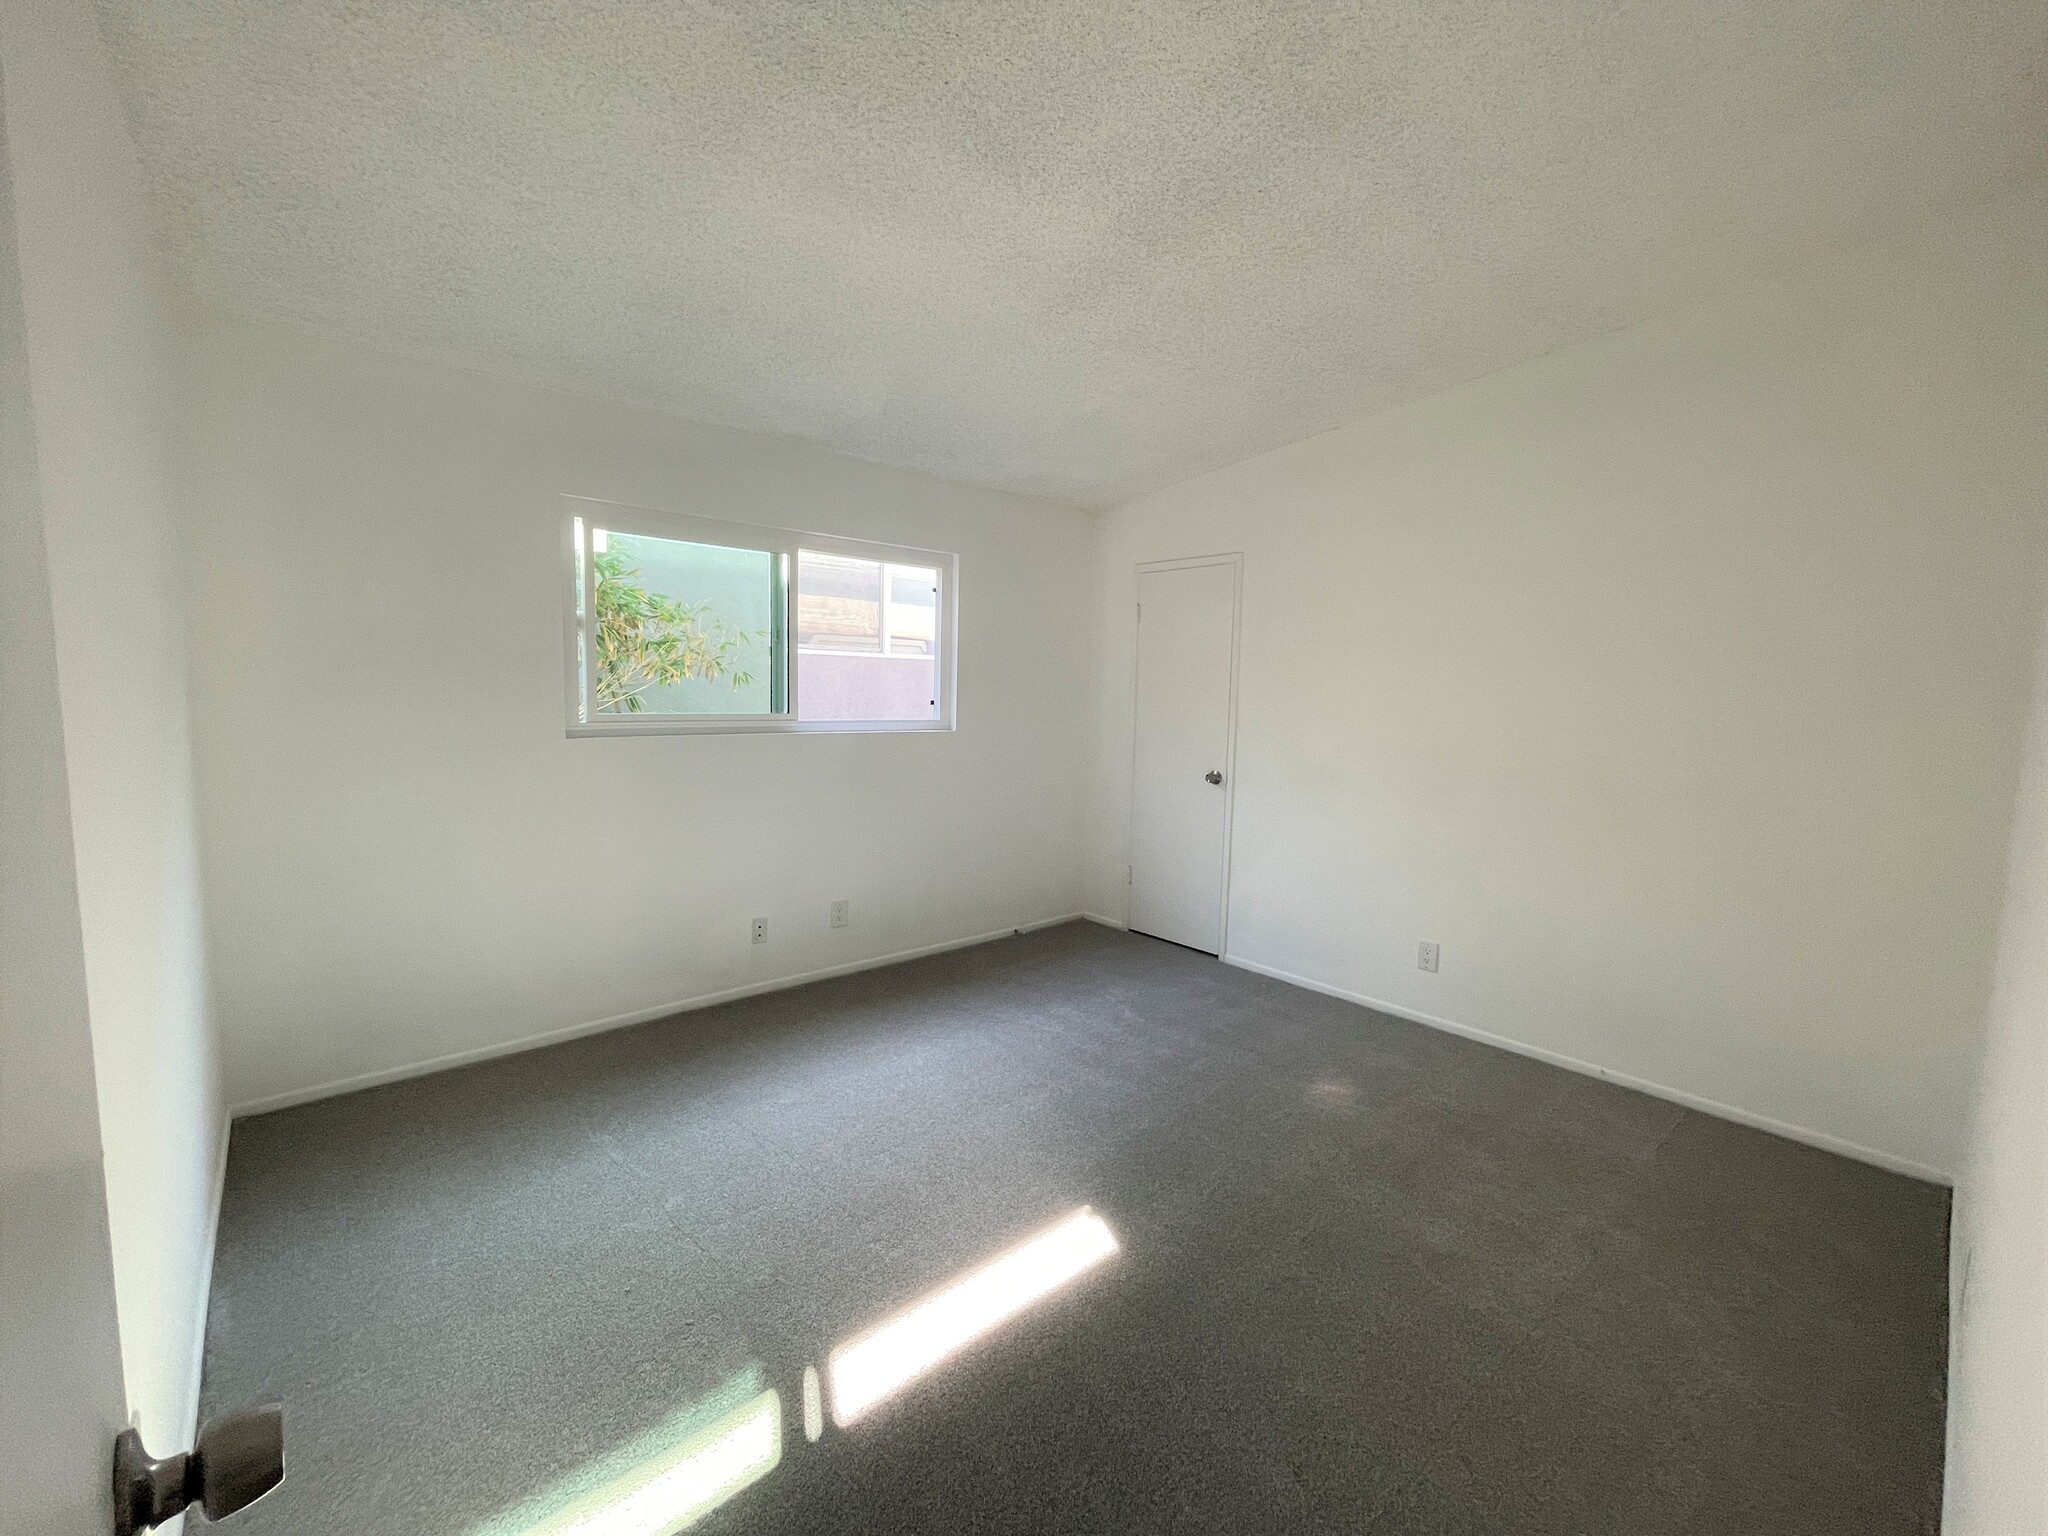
[1418,940,1440,973]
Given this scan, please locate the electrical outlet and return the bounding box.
[1417,940,1440,973]
[751,917,768,945]
[830,899,850,929]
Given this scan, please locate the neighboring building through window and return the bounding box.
[795,550,940,722]
[565,500,954,735]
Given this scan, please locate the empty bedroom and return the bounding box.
[3,2,2044,1533]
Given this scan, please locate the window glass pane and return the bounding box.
[797,550,939,721]
[796,552,883,653]
[592,528,781,715]
[885,564,938,656]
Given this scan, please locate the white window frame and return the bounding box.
[562,495,957,737]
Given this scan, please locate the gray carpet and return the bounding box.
[196,921,1949,1534]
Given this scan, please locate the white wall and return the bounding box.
[1944,590,2047,1532]
[173,316,1100,1113]
[1090,182,2048,1180]
[0,0,223,1458]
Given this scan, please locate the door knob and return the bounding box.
[113,1405,285,1534]
[1204,770,1224,785]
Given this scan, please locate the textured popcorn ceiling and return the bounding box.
[101,1,2048,506]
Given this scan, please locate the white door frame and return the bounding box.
[1126,553,1244,955]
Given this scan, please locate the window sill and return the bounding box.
[567,717,953,738]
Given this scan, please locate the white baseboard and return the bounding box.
[1078,911,1127,929]
[1221,952,1952,1186]
[230,913,1088,1118]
